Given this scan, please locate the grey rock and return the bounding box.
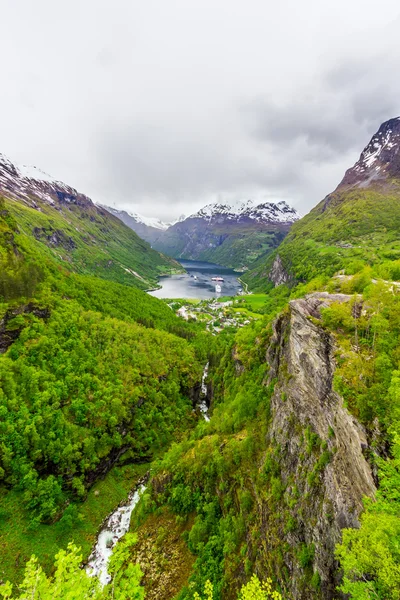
[259,292,376,599]
[268,254,291,287]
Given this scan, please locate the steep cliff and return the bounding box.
[260,292,376,598]
[126,292,376,600]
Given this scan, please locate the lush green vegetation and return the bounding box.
[127,319,286,599]
[0,463,147,585]
[317,282,400,598]
[3,196,180,290]
[0,543,281,600]
[124,273,400,597]
[194,575,282,599]
[154,222,287,270]
[4,172,400,600]
[199,230,284,270]
[0,196,210,585]
[243,188,400,291]
[0,299,200,520]
[0,535,144,599]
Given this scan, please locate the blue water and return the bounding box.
[149,260,242,299]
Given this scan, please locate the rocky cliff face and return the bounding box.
[337,116,400,190]
[258,292,376,599]
[268,254,292,287]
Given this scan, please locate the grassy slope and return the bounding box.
[243,187,400,291]
[5,197,181,290]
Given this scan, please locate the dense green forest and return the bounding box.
[0,195,211,584]
[2,164,400,600]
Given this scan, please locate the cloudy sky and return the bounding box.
[2,1,400,220]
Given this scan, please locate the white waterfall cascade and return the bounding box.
[86,484,146,585]
[199,362,210,422]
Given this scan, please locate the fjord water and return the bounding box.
[149,259,242,299]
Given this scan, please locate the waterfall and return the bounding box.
[199,362,210,421]
[86,484,146,585]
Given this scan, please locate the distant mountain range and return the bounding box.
[0,153,180,289]
[103,206,186,246]
[105,199,299,269]
[242,116,400,290]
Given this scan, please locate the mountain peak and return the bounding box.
[0,151,91,208]
[190,199,299,224]
[338,116,400,189]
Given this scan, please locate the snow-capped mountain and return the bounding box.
[102,206,173,245]
[191,199,299,223]
[152,199,299,269]
[338,116,400,189]
[0,152,92,208]
[104,206,170,230]
[0,152,180,288]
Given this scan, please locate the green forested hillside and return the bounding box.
[243,187,400,291]
[1,196,181,291]
[3,122,400,600]
[0,196,209,585]
[153,221,287,270]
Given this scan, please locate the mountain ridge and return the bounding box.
[105,198,299,269]
[243,116,400,290]
[0,152,181,290]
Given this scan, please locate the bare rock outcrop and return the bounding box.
[257,292,376,599]
[268,254,292,287]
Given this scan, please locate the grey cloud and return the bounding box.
[1,0,400,220]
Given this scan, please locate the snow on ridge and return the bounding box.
[0,151,80,208]
[100,204,179,230]
[17,164,59,184]
[107,205,171,230]
[128,212,170,230]
[190,199,299,223]
[352,118,400,175]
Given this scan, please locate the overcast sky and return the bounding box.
[2,1,400,220]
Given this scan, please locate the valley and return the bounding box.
[105,200,299,271]
[149,259,243,300]
[1,117,400,600]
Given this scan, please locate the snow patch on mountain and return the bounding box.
[191,199,299,223]
[126,212,170,230]
[0,152,81,207]
[107,207,170,230]
[16,164,58,183]
[355,128,397,172]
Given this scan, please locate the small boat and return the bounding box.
[215,284,222,293]
[193,275,198,280]
[211,277,224,282]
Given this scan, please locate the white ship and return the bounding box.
[215,284,222,293]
